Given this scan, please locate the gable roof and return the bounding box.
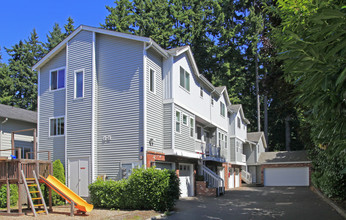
[258,151,310,164]
[0,104,37,124]
[32,25,169,70]
[247,131,267,148]
[228,104,250,124]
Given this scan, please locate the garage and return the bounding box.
[179,163,194,197]
[264,167,309,186]
[259,151,311,187]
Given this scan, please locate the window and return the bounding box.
[180,67,190,91]
[237,117,241,128]
[218,132,221,146]
[50,68,65,91]
[149,68,155,93]
[200,87,203,97]
[220,102,225,117]
[211,96,214,106]
[197,126,202,140]
[50,117,64,136]
[225,135,227,148]
[190,117,194,138]
[182,114,188,125]
[74,70,84,98]
[175,111,181,133]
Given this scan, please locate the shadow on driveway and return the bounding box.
[168,187,343,220]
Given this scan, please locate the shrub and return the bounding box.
[0,184,18,208]
[41,159,66,206]
[89,167,180,212]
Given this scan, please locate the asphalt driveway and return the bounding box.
[168,187,344,220]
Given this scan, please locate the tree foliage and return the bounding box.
[270,0,345,198]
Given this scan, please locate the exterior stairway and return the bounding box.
[201,165,225,196]
[241,170,252,184]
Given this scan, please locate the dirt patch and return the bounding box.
[0,205,160,220]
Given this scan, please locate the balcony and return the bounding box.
[195,141,226,162]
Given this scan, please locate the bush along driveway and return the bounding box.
[168,187,344,220]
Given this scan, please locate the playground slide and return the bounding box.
[39,175,93,213]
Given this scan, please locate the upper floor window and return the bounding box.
[196,126,202,140]
[50,117,64,136]
[175,111,181,133]
[182,114,188,126]
[180,67,190,91]
[74,69,84,98]
[200,87,203,97]
[190,118,194,138]
[50,68,65,91]
[211,96,214,106]
[237,117,241,128]
[149,68,155,93]
[220,102,225,117]
[225,135,228,148]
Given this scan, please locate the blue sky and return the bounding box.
[0,0,114,63]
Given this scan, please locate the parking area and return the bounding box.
[168,187,344,220]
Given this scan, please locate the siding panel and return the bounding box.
[174,105,195,152]
[39,48,66,162]
[163,103,172,149]
[95,33,143,180]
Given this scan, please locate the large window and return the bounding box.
[180,67,190,91]
[50,68,65,91]
[190,117,194,138]
[74,70,84,98]
[220,102,225,117]
[149,68,155,93]
[50,117,64,136]
[175,111,181,133]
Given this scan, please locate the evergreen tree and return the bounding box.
[0,62,13,105]
[64,17,75,36]
[5,29,44,110]
[45,23,64,51]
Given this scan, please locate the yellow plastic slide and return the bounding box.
[40,175,93,213]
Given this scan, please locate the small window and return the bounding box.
[211,97,214,106]
[190,117,194,138]
[218,132,221,146]
[196,126,202,140]
[225,135,227,148]
[200,87,203,97]
[182,114,188,125]
[220,102,225,117]
[75,70,84,98]
[237,117,241,128]
[180,67,190,91]
[175,111,181,133]
[149,68,155,93]
[50,68,65,91]
[50,117,64,136]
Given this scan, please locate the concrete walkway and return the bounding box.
[168,187,344,220]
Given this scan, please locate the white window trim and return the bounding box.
[182,113,188,126]
[175,110,181,134]
[149,68,156,94]
[189,117,194,138]
[49,66,66,92]
[49,115,65,137]
[74,69,85,99]
[179,67,190,92]
[220,102,225,117]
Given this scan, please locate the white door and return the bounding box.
[228,168,234,189]
[69,158,89,197]
[235,168,240,187]
[264,167,309,186]
[179,164,193,198]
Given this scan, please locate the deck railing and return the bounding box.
[202,165,224,196]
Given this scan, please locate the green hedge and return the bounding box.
[0,184,18,208]
[41,159,66,206]
[89,167,180,212]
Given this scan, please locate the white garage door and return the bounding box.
[179,164,193,197]
[264,167,309,186]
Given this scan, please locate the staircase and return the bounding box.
[21,170,48,217]
[241,170,252,184]
[202,165,225,196]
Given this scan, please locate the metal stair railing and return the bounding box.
[241,170,252,184]
[202,165,225,196]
